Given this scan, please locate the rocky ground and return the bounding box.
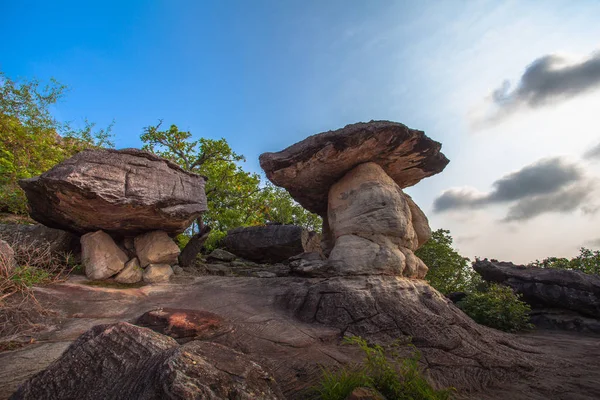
[1,274,599,400]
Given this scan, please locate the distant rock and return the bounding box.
[143,264,173,283]
[206,248,237,263]
[223,225,318,263]
[134,231,180,267]
[19,148,207,236]
[81,231,129,280]
[10,322,283,400]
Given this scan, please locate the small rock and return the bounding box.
[0,239,16,273]
[143,264,173,283]
[81,231,129,280]
[345,387,386,400]
[135,308,229,340]
[206,248,237,263]
[205,264,232,276]
[135,231,180,267]
[114,258,143,284]
[172,265,184,275]
[253,271,277,278]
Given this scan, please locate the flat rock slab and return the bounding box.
[2,276,600,400]
[135,308,231,340]
[259,121,449,216]
[19,148,207,235]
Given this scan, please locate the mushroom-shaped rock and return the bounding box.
[259,121,448,216]
[260,121,446,278]
[19,148,207,235]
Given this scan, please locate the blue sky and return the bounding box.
[3,0,600,262]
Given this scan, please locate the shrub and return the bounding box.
[457,283,533,333]
[314,336,454,400]
[530,247,600,275]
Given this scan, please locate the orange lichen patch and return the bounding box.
[135,308,228,340]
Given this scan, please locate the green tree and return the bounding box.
[415,229,476,295]
[530,247,600,275]
[0,71,113,214]
[261,183,321,231]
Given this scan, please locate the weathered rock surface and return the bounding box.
[326,162,428,278]
[207,248,237,262]
[259,121,449,216]
[114,258,143,284]
[223,225,318,263]
[10,322,283,400]
[135,308,230,340]
[0,224,80,257]
[134,230,180,267]
[19,148,207,235]
[81,231,129,280]
[0,239,16,273]
[143,264,173,283]
[473,260,600,319]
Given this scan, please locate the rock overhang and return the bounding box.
[259,120,449,216]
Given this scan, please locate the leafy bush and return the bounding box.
[457,283,533,333]
[314,336,454,400]
[530,247,600,275]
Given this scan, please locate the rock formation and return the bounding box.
[260,121,448,277]
[223,224,321,263]
[10,322,284,400]
[0,224,80,257]
[0,239,16,273]
[474,259,600,333]
[19,148,207,236]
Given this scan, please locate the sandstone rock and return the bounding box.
[81,231,129,280]
[346,387,386,400]
[223,225,316,263]
[326,163,427,278]
[259,120,449,216]
[404,193,431,249]
[207,248,237,262]
[143,264,173,283]
[19,148,207,235]
[0,223,80,257]
[134,231,180,267]
[473,260,600,319]
[10,322,283,400]
[0,239,16,273]
[135,308,230,340]
[172,265,183,275]
[114,258,143,284]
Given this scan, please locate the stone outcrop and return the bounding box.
[223,225,320,263]
[0,239,16,273]
[259,121,449,216]
[134,230,180,267]
[260,121,445,277]
[0,224,80,257]
[10,322,283,400]
[474,259,600,333]
[19,148,207,236]
[81,231,129,280]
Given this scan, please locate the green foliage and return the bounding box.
[457,283,533,333]
[0,71,114,214]
[314,336,454,400]
[10,265,51,287]
[140,122,321,248]
[174,233,191,250]
[416,229,477,295]
[530,247,600,275]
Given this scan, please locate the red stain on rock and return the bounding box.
[135,308,228,340]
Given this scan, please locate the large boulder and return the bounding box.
[81,230,129,280]
[19,148,207,236]
[223,225,319,263]
[10,322,284,400]
[473,260,600,319]
[134,231,180,267]
[0,224,80,257]
[143,264,173,283]
[114,258,143,284]
[259,121,449,217]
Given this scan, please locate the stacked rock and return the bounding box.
[19,148,208,283]
[259,120,449,278]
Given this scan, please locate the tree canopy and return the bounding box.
[0,71,113,214]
